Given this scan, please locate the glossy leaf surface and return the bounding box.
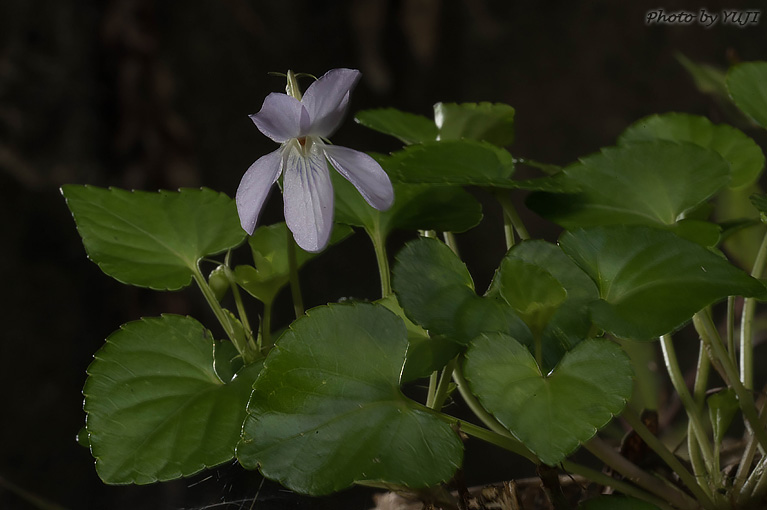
[434,102,515,146]
[62,186,245,290]
[559,225,766,340]
[527,142,730,233]
[84,315,261,484]
[464,334,632,466]
[618,112,764,188]
[237,303,463,495]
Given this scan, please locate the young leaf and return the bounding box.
[234,222,352,304]
[385,140,516,187]
[559,225,767,340]
[62,186,246,290]
[618,112,764,188]
[527,142,730,233]
[727,61,767,129]
[84,315,262,484]
[355,108,438,145]
[708,388,739,446]
[237,303,463,495]
[393,237,532,346]
[434,102,515,147]
[464,334,632,466]
[488,240,598,369]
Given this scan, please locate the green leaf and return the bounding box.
[618,112,764,188]
[559,225,767,340]
[676,53,729,98]
[434,102,515,146]
[527,142,731,234]
[494,258,567,340]
[377,295,462,381]
[488,240,598,369]
[750,193,767,223]
[333,169,482,237]
[385,140,516,187]
[237,303,463,495]
[62,186,246,290]
[84,315,262,484]
[708,388,739,445]
[579,494,661,510]
[355,108,438,145]
[393,237,532,346]
[234,222,352,304]
[727,61,767,129]
[464,334,632,466]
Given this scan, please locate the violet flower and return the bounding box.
[236,68,394,252]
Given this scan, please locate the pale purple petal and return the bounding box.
[323,144,394,211]
[250,93,310,143]
[283,142,334,252]
[236,148,284,234]
[301,68,361,137]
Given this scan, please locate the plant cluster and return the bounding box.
[64,61,767,510]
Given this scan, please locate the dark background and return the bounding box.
[1,1,766,509]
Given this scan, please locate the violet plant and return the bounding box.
[63,61,767,510]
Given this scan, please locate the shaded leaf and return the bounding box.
[237,303,463,495]
[62,186,245,290]
[355,108,438,145]
[618,112,764,188]
[727,61,767,129]
[559,225,767,340]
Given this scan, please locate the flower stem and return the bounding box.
[694,310,767,452]
[659,334,717,484]
[741,230,767,391]
[261,299,273,352]
[192,266,258,364]
[430,357,457,411]
[368,226,391,297]
[495,191,530,241]
[286,227,304,318]
[226,265,258,352]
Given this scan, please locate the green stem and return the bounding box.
[286,227,304,318]
[660,334,717,482]
[694,311,767,453]
[453,363,511,437]
[495,191,530,241]
[431,358,457,411]
[443,231,460,257]
[622,408,716,507]
[261,299,273,352]
[726,296,736,367]
[192,267,257,363]
[687,342,712,492]
[368,227,391,297]
[227,267,258,352]
[734,398,767,495]
[584,438,701,510]
[741,231,767,391]
[426,371,438,409]
[560,461,677,510]
[746,454,767,504]
[438,413,538,463]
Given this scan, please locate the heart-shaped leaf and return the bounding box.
[237,303,463,495]
[727,61,767,129]
[393,237,532,346]
[62,186,246,290]
[618,112,764,188]
[84,315,262,484]
[385,140,516,187]
[434,102,515,146]
[527,141,730,234]
[355,108,438,145]
[234,222,351,304]
[559,225,767,340]
[464,334,632,465]
[487,240,598,370]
